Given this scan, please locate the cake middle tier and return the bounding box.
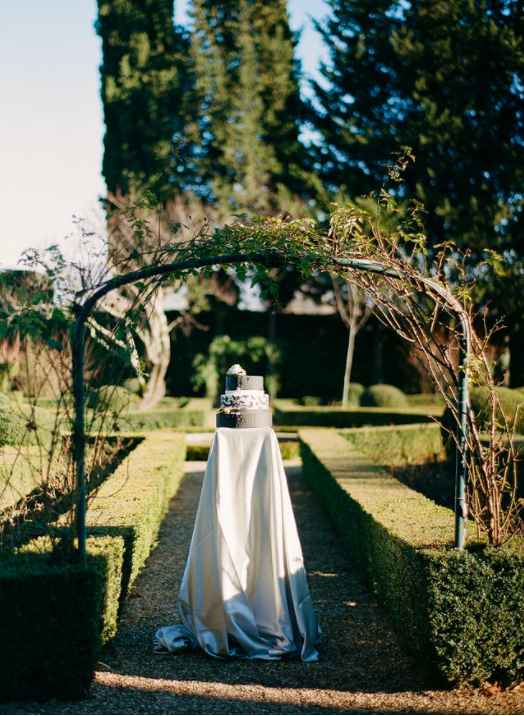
[221,390,269,410]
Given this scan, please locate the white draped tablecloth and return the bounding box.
[154,426,321,661]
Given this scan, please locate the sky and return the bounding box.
[0,0,329,270]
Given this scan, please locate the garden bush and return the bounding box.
[299,428,524,685]
[0,404,58,447]
[0,446,46,510]
[84,430,186,596]
[470,386,524,433]
[123,377,141,394]
[360,384,408,408]
[87,385,134,416]
[0,430,186,699]
[0,393,10,407]
[0,535,124,699]
[273,404,433,428]
[340,423,444,467]
[121,408,205,431]
[0,362,19,393]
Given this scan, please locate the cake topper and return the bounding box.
[226,364,246,376]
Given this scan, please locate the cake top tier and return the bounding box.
[225,364,264,392]
[225,374,263,391]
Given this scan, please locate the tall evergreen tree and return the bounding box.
[182,0,305,209]
[311,0,524,254]
[96,0,189,197]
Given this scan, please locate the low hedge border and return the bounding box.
[120,409,205,431]
[299,428,524,685]
[83,429,186,598]
[0,535,124,700]
[339,423,444,466]
[0,430,186,700]
[274,405,438,428]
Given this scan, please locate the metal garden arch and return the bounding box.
[73,251,469,565]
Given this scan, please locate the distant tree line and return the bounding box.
[96,0,524,386]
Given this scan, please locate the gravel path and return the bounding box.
[4,459,524,715]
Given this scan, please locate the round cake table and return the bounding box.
[154,426,321,661]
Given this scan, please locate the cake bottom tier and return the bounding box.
[216,410,272,429]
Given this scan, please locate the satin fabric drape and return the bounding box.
[154,427,321,661]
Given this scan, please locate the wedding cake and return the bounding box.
[216,364,272,428]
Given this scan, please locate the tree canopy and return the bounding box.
[311,0,524,255]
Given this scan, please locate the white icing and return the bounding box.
[221,392,269,410]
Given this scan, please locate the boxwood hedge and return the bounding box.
[299,428,524,685]
[0,430,186,699]
[273,404,437,428]
[0,535,124,700]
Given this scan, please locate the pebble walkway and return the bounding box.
[4,458,524,715]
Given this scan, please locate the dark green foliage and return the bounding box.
[185,443,211,461]
[300,428,524,684]
[360,384,408,408]
[87,385,134,416]
[184,0,305,206]
[0,432,185,699]
[312,0,524,255]
[96,0,189,197]
[273,405,433,428]
[0,535,123,700]
[0,404,58,447]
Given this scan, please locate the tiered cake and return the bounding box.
[216,364,272,429]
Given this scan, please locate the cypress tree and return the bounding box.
[311,0,524,253]
[183,0,305,209]
[96,0,189,197]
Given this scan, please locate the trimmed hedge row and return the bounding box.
[299,428,524,685]
[84,430,186,595]
[0,430,186,699]
[273,404,437,428]
[0,446,46,509]
[339,423,444,467]
[0,535,124,700]
[121,408,205,431]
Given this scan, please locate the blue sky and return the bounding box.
[0,0,328,269]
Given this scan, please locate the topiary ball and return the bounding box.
[87,385,134,416]
[123,378,142,395]
[470,386,524,434]
[0,404,58,447]
[345,383,365,407]
[360,384,408,408]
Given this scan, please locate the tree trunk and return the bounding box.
[342,319,357,409]
[137,293,170,411]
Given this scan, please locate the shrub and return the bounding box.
[85,430,186,595]
[273,406,433,428]
[87,385,134,416]
[299,428,524,685]
[470,386,524,433]
[0,535,124,699]
[0,393,10,407]
[345,382,365,406]
[299,395,322,407]
[123,377,142,395]
[0,404,58,447]
[340,423,443,467]
[0,362,19,393]
[360,384,408,408]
